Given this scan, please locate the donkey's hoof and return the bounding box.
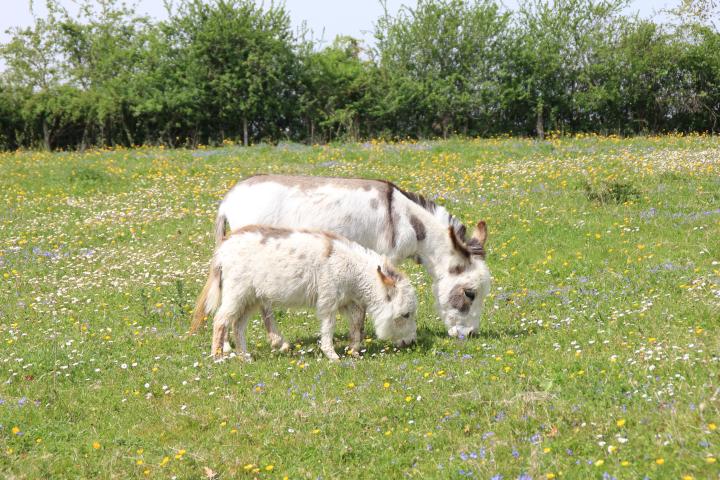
[323,351,340,362]
[222,341,233,353]
[272,340,290,353]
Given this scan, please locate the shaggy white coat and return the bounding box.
[193,226,417,360]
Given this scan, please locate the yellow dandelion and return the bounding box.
[347,382,355,389]
[265,465,274,472]
[709,423,717,431]
[11,426,20,435]
[706,457,716,464]
[616,418,626,427]
[655,458,664,465]
[383,382,390,388]
[92,442,101,450]
[594,459,604,466]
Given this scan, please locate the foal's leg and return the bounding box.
[211,305,234,361]
[317,306,340,361]
[261,306,290,352]
[222,335,233,354]
[344,304,365,357]
[232,306,254,362]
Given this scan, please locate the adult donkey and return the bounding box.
[212,174,491,348]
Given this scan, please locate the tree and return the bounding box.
[298,36,373,142]
[164,0,298,146]
[0,3,66,149]
[56,0,153,147]
[374,0,511,138]
[512,0,628,138]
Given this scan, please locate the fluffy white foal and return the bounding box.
[191,225,417,361]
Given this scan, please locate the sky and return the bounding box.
[0,0,679,51]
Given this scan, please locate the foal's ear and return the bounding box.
[377,265,396,288]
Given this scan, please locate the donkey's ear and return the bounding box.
[448,226,470,259]
[471,220,487,248]
[377,265,396,287]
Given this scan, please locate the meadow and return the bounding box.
[1,135,719,479]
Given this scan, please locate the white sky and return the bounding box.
[0,0,678,54]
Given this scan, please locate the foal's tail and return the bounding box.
[214,211,228,247]
[190,260,222,333]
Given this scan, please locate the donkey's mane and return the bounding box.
[386,181,467,240]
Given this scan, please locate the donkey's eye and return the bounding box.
[402,313,410,319]
[464,289,476,301]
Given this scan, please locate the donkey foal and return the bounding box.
[191,225,417,361]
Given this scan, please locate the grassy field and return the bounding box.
[1,135,719,479]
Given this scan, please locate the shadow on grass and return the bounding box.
[280,324,534,358]
[284,327,439,357]
[474,326,534,340]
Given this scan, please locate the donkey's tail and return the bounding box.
[214,211,228,247]
[190,260,222,333]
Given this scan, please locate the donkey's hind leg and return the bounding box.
[261,305,290,352]
[232,305,256,362]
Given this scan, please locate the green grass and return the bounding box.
[1,135,719,479]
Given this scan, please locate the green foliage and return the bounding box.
[298,36,372,141]
[1,0,720,148]
[374,0,511,138]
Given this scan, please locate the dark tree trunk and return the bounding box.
[80,121,89,152]
[42,120,51,151]
[536,102,545,140]
[122,117,134,147]
[242,117,248,146]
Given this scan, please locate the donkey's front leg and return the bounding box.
[317,308,340,361]
[345,304,365,357]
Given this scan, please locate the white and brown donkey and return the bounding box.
[191,225,417,360]
[212,175,491,346]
